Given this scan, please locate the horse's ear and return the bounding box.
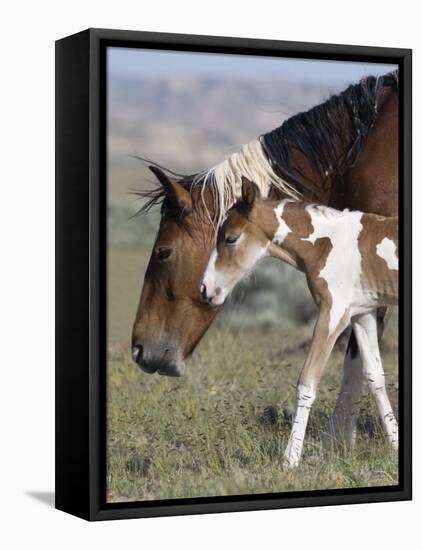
[241,177,260,209]
[148,166,192,214]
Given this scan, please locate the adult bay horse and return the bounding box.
[131,71,399,447]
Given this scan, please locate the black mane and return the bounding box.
[260,70,398,193]
[134,70,398,215]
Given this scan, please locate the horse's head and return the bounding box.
[131,166,218,377]
[201,178,269,306]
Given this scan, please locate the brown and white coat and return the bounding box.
[201,178,398,467]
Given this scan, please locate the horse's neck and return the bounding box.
[268,174,329,205]
[265,119,354,206]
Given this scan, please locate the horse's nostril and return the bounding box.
[200,283,207,300]
[132,344,143,363]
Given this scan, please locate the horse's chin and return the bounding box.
[137,359,186,377]
[133,347,186,377]
[158,360,186,377]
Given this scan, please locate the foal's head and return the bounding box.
[201,178,269,306]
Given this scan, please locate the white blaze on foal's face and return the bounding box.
[201,207,269,305]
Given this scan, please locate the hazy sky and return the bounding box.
[108,47,397,84]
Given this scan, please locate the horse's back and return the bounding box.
[339,90,399,217]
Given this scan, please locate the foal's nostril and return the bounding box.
[200,283,207,300]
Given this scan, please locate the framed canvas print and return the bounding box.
[55,28,412,521]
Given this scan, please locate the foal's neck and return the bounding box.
[256,200,335,271]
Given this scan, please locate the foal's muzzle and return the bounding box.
[199,282,225,306]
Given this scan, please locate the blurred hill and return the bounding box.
[108,77,336,201]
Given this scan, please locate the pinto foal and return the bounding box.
[201,178,399,467]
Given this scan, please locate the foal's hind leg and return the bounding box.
[324,306,392,450]
[352,311,398,448]
[324,330,363,450]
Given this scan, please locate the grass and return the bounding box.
[107,321,399,503]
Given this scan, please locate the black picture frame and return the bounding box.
[55,28,412,521]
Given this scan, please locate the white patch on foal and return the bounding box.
[376,237,398,270]
[273,200,293,244]
[304,206,364,335]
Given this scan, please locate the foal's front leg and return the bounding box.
[284,308,349,468]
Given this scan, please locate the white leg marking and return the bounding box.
[376,237,398,270]
[284,383,316,468]
[352,312,398,448]
[325,333,363,449]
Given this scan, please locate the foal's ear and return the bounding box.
[241,177,260,209]
[149,166,192,214]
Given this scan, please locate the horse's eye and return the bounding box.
[156,247,173,262]
[225,234,240,245]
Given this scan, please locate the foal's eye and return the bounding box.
[156,247,173,262]
[225,234,240,245]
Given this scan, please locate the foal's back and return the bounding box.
[359,213,398,302]
[270,202,398,311]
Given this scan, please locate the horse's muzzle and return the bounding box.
[131,339,186,377]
